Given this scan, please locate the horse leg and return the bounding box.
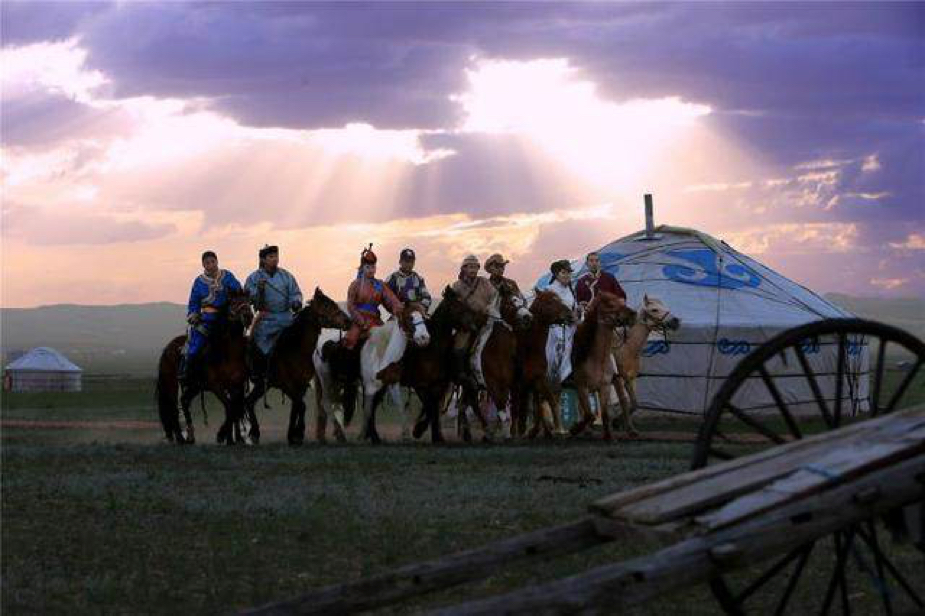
[389,384,411,441]
[598,386,615,442]
[287,394,306,446]
[361,391,382,445]
[625,376,640,437]
[569,383,595,437]
[179,386,200,444]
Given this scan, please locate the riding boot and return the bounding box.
[453,348,477,390]
[179,353,198,389]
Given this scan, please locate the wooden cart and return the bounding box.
[246,319,925,615]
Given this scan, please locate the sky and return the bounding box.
[1,1,923,308]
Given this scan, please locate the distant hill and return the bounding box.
[824,294,925,341]
[2,295,922,375]
[1,302,187,375]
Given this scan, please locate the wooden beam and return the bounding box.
[430,456,925,615]
[242,518,608,615]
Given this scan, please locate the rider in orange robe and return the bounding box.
[344,246,404,350]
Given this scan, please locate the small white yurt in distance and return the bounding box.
[536,225,868,416]
[4,347,83,392]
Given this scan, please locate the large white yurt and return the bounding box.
[4,347,83,392]
[536,225,869,417]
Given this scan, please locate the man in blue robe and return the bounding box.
[245,245,303,383]
[181,250,243,385]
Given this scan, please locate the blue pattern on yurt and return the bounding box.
[663,249,761,290]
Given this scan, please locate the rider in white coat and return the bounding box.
[545,259,579,383]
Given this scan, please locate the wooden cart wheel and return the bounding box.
[692,318,925,615]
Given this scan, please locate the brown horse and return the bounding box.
[313,301,430,444]
[244,287,351,445]
[155,289,253,444]
[455,284,526,441]
[513,290,574,438]
[568,291,634,441]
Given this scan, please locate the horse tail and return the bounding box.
[155,340,183,440]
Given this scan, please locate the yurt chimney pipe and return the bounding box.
[645,194,655,238]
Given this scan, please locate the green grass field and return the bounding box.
[2,376,924,614]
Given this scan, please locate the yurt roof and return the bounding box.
[535,225,853,329]
[5,347,83,373]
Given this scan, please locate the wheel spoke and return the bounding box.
[859,519,893,615]
[709,445,735,461]
[834,333,846,427]
[726,403,787,445]
[884,358,923,413]
[795,344,834,428]
[710,577,744,616]
[759,365,802,439]
[774,542,815,616]
[856,524,924,607]
[820,531,854,615]
[871,340,887,415]
[735,544,807,605]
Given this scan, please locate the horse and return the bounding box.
[155,289,253,445]
[454,283,531,441]
[567,291,635,441]
[611,295,680,435]
[244,287,352,445]
[313,301,430,444]
[513,290,574,439]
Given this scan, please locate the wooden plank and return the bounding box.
[694,423,925,532]
[429,456,925,615]
[590,407,920,518]
[242,518,608,616]
[601,411,925,525]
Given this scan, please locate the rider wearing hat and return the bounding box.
[344,245,404,350]
[245,245,303,380]
[385,248,432,312]
[546,259,579,383]
[450,254,499,388]
[484,253,527,310]
[180,250,242,385]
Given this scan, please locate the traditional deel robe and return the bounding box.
[344,276,403,349]
[185,270,242,358]
[575,270,627,305]
[386,270,432,310]
[546,279,578,383]
[245,267,303,355]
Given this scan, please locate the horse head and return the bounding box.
[227,289,254,328]
[310,287,352,330]
[640,294,681,332]
[498,283,532,330]
[530,290,572,326]
[400,302,431,347]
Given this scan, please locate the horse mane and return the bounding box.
[272,306,318,356]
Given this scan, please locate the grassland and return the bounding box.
[2,377,924,615]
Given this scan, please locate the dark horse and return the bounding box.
[244,287,352,445]
[455,283,527,441]
[156,289,253,444]
[513,290,574,438]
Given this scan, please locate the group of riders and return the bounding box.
[179,243,628,429]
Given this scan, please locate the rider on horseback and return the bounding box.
[451,254,499,389]
[386,248,432,312]
[180,250,243,386]
[546,259,579,383]
[575,251,626,316]
[245,245,303,386]
[344,245,404,350]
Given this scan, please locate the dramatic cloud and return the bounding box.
[1,2,923,305]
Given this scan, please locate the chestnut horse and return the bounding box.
[155,289,253,444]
[513,290,574,438]
[567,291,635,441]
[244,287,351,445]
